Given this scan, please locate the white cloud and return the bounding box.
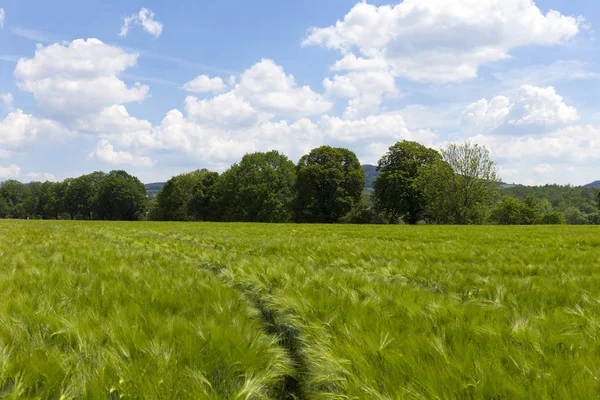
[533,164,555,175]
[0,109,68,150]
[507,85,579,126]
[463,124,600,184]
[319,113,435,144]
[120,8,163,38]
[304,0,584,83]
[331,54,388,72]
[1,93,13,110]
[183,75,226,93]
[324,70,397,119]
[462,85,578,134]
[237,59,332,117]
[462,96,511,133]
[0,165,20,180]
[84,101,433,171]
[14,39,149,120]
[89,139,154,167]
[0,9,5,29]
[185,91,262,128]
[25,172,57,182]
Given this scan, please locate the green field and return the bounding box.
[1,221,599,399]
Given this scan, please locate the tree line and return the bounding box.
[1,142,599,224]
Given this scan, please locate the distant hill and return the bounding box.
[362,164,378,190]
[584,181,600,189]
[145,182,164,199]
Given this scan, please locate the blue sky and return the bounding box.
[0,0,599,185]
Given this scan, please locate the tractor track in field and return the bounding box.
[198,263,309,400]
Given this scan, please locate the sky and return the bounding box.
[0,0,599,185]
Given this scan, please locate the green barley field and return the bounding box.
[1,221,599,399]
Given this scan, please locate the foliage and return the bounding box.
[0,180,31,218]
[295,146,364,223]
[373,141,441,224]
[421,143,500,224]
[502,184,600,214]
[154,169,219,221]
[217,151,296,222]
[338,199,389,224]
[64,172,106,220]
[564,206,588,225]
[94,170,148,221]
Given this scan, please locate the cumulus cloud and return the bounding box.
[25,172,57,182]
[0,164,20,180]
[462,85,578,134]
[324,70,397,119]
[14,39,149,120]
[304,0,583,83]
[183,75,226,93]
[465,124,600,184]
[237,59,333,117]
[89,139,154,167]
[1,93,13,110]
[185,91,263,128]
[0,9,5,29]
[0,110,68,150]
[120,8,163,38]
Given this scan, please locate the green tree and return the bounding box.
[564,206,588,225]
[420,143,499,224]
[64,172,106,219]
[373,141,441,224]
[38,181,65,219]
[0,180,31,219]
[537,211,565,225]
[488,196,539,225]
[155,169,218,221]
[189,170,220,221]
[295,146,364,223]
[94,171,148,221]
[25,181,43,218]
[217,151,296,222]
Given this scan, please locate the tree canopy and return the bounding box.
[217,151,296,223]
[373,141,441,224]
[295,146,364,223]
[420,143,500,224]
[94,171,148,221]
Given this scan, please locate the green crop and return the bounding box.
[1,221,599,399]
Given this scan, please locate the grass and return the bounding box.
[0,221,600,398]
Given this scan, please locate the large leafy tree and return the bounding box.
[94,170,148,221]
[217,151,296,222]
[420,143,499,224]
[64,172,106,219]
[295,146,364,223]
[0,180,31,219]
[155,169,219,221]
[373,141,441,224]
[38,181,66,219]
[189,170,220,221]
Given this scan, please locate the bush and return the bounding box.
[536,212,565,225]
[564,206,588,225]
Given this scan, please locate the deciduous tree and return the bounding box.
[217,151,296,222]
[420,143,499,224]
[295,146,364,223]
[373,141,441,224]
